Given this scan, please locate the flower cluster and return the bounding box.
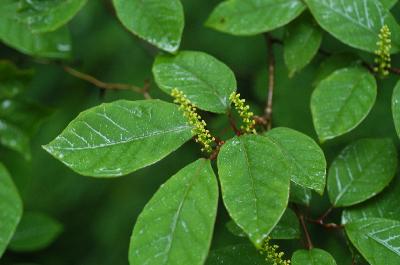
[374,24,391,77]
[261,237,291,265]
[229,92,256,134]
[171,89,215,153]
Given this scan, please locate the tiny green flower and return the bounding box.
[171,89,215,153]
[261,237,291,265]
[374,25,391,77]
[229,92,256,134]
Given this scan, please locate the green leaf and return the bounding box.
[44,100,193,177]
[311,67,377,142]
[265,127,326,195]
[129,159,218,265]
[342,176,400,224]
[112,0,184,53]
[217,135,291,247]
[327,138,397,207]
[381,0,398,9]
[392,79,400,139]
[269,208,300,240]
[0,20,71,59]
[153,51,236,114]
[292,248,337,265]
[0,60,33,99]
[346,217,400,265]
[313,53,359,87]
[0,163,23,257]
[2,0,87,33]
[9,212,63,252]
[205,0,306,36]
[284,14,322,77]
[0,120,30,159]
[206,244,268,265]
[0,99,51,159]
[304,0,400,53]
[226,208,301,240]
[290,182,312,206]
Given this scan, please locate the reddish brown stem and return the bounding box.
[227,111,241,135]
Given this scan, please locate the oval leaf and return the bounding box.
[112,0,184,53]
[327,138,397,207]
[9,212,63,252]
[3,0,87,33]
[342,176,400,224]
[292,248,337,265]
[284,14,322,77]
[304,0,400,52]
[346,217,400,265]
[217,135,291,247]
[205,0,306,36]
[0,163,22,257]
[311,67,377,142]
[265,127,326,195]
[392,79,400,139]
[43,100,193,177]
[153,51,236,113]
[129,159,218,265]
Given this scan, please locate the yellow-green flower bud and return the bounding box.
[171,89,215,153]
[374,25,391,77]
[261,237,291,265]
[229,92,256,134]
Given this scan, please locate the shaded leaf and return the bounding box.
[226,208,300,240]
[381,0,398,9]
[0,163,23,257]
[311,67,377,142]
[3,0,87,33]
[265,127,326,195]
[0,2,71,58]
[206,244,269,265]
[284,14,322,77]
[112,0,184,53]
[9,212,63,252]
[327,138,397,207]
[153,51,236,113]
[44,100,193,177]
[217,135,291,247]
[346,218,400,265]
[0,61,33,99]
[292,248,337,265]
[290,182,312,206]
[129,159,218,265]
[304,0,400,53]
[205,0,305,36]
[0,99,51,159]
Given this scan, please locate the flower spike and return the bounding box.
[374,24,391,77]
[261,237,291,265]
[229,92,256,134]
[171,89,215,153]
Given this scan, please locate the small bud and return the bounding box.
[229,92,257,134]
[374,25,391,77]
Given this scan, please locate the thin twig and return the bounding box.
[264,34,275,130]
[294,205,313,249]
[63,66,151,99]
[317,206,333,223]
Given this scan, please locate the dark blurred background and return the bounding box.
[1,1,399,264]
